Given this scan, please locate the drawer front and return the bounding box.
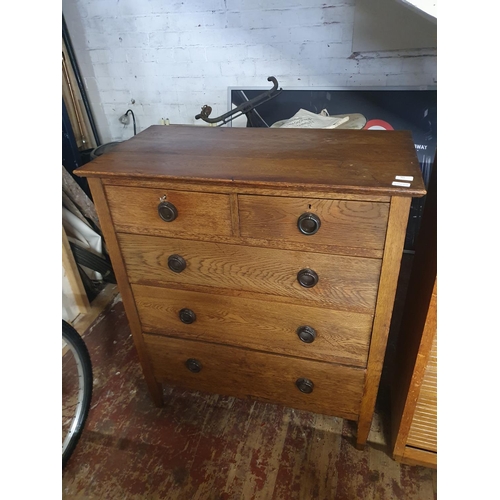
[120,234,382,312]
[105,185,232,238]
[144,333,365,420]
[133,284,373,367]
[239,195,389,251]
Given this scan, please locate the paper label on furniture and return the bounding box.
[392,181,411,187]
[395,175,414,181]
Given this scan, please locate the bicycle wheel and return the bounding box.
[62,320,93,468]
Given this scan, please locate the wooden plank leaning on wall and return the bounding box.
[62,37,96,152]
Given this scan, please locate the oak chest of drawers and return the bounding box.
[76,125,425,448]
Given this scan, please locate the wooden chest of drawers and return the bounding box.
[76,125,425,448]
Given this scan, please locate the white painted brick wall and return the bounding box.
[63,0,437,143]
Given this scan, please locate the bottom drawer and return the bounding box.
[144,333,365,421]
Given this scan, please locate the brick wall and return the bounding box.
[62,0,437,143]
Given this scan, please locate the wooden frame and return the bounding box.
[390,157,437,467]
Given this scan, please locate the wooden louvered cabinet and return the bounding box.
[75,125,425,449]
[406,292,437,454]
[391,157,437,467]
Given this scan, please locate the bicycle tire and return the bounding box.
[62,320,93,468]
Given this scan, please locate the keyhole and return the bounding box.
[308,204,312,209]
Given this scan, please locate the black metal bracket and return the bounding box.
[195,76,283,126]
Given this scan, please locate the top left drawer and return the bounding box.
[105,185,233,238]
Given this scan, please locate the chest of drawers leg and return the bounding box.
[88,177,164,407]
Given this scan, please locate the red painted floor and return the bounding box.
[62,291,436,499]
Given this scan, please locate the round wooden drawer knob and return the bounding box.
[179,308,196,324]
[296,325,317,343]
[297,212,321,235]
[296,377,314,394]
[297,268,319,288]
[158,200,178,222]
[186,358,202,373]
[168,254,186,273]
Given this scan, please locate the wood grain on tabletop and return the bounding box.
[132,283,373,367]
[118,233,382,313]
[87,178,164,407]
[239,194,389,251]
[356,196,412,448]
[144,333,365,421]
[75,125,426,197]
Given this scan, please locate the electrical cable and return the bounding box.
[119,109,137,135]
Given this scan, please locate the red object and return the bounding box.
[364,119,394,130]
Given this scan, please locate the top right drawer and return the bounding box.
[238,195,389,254]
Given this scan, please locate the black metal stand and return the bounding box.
[195,77,283,127]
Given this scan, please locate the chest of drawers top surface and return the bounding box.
[76,125,425,197]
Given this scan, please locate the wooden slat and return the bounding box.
[62,39,96,150]
[356,196,411,448]
[62,225,90,315]
[87,178,164,407]
[72,284,119,335]
[62,166,101,231]
[101,228,384,259]
[101,177,393,202]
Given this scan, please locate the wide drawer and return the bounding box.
[144,333,365,420]
[120,234,382,312]
[239,195,389,252]
[105,185,232,238]
[133,284,373,367]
